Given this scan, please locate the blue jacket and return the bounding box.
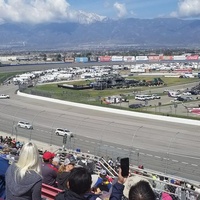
[109,182,124,200]
[0,157,9,199]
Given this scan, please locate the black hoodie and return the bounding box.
[5,164,42,200]
[55,189,86,200]
[56,171,71,190]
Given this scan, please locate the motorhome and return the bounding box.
[168,91,181,98]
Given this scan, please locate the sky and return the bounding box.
[0,0,200,24]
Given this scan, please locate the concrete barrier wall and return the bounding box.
[18,91,199,126]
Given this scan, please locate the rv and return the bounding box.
[168,91,181,98]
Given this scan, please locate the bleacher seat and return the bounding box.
[41,183,63,200]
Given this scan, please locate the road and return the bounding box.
[0,83,200,183]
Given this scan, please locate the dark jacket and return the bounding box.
[84,192,101,200]
[41,162,57,187]
[56,171,71,190]
[5,164,42,200]
[109,182,124,200]
[55,189,86,200]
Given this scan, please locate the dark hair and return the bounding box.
[129,181,156,200]
[68,167,92,195]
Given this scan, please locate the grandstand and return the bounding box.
[0,135,200,199]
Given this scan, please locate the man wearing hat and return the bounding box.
[92,169,112,192]
[41,151,57,187]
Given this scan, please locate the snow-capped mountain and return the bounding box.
[1,18,200,50]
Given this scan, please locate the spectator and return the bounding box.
[93,169,112,192]
[108,158,114,168]
[3,136,8,144]
[41,151,57,187]
[0,157,10,199]
[52,156,60,170]
[156,176,165,192]
[7,137,12,146]
[55,167,92,200]
[110,168,127,200]
[5,142,42,200]
[129,181,156,200]
[162,185,173,200]
[84,174,103,200]
[0,136,3,143]
[56,158,75,190]
[123,175,152,199]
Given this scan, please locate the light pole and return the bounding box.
[98,121,114,156]
[164,132,179,174]
[129,126,143,160]
[0,104,11,135]
[12,107,26,136]
[49,113,65,146]
[29,110,45,141]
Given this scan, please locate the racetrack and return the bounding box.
[0,83,200,183]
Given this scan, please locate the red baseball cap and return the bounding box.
[43,152,55,160]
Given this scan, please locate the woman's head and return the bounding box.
[16,142,41,178]
[129,181,156,200]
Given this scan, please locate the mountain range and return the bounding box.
[1,18,200,50]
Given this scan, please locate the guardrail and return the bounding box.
[56,148,200,200]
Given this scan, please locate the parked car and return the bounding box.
[188,90,198,95]
[55,128,73,137]
[182,92,192,96]
[152,94,161,99]
[129,103,144,109]
[0,94,10,99]
[17,121,33,129]
[175,96,193,102]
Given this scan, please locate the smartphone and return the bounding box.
[120,157,129,177]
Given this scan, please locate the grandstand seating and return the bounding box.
[41,184,63,200]
[1,136,200,199]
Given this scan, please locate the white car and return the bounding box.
[152,94,161,99]
[17,121,33,129]
[182,92,191,96]
[55,128,73,137]
[0,94,10,99]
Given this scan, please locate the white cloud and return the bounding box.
[0,0,106,24]
[171,0,200,18]
[113,2,127,18]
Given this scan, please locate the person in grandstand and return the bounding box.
[108,158,114,168]
[93,169,112,192]
[109,168,127,200]
[128,180,156,200]
[162,185,173,200]
[5,142,43,200]
[0,156,10,199]
[110,168,156,200]
[56,158,75,190]
[52,156,60,170]
[41,151,57,187]
[55,167,92,200]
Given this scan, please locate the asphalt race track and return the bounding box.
[0,83,199,183]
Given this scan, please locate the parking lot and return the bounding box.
[113,82,200,118]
